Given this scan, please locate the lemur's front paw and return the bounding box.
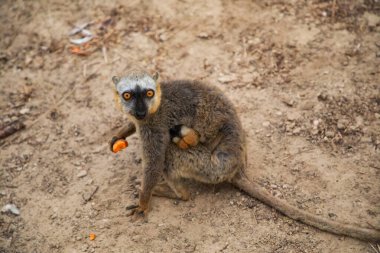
[126,204,148,222]
[170,125,199,149]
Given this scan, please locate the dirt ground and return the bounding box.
[1,0,379,252]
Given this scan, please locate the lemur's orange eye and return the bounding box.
[123,92,131,100]
[146,90,154,98]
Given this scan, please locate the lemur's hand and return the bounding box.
[110,136,128,153]
[170,125,199,149]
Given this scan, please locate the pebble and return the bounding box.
[262,121,270,127]
[325,131,335,138]
[218,74,237,83]
[311,129,319,135]
[77,170,88,178]
[337,119,348,130]
[287,112,300,121]
[1,204,20,215]
[282,98,295,107]
[292,127,301,134]
[197,32,209,39]
[19,107,30,114]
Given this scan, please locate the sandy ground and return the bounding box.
[1,0,379,252]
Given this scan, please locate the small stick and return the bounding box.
[102,45,108,64]
[0,121,25,140]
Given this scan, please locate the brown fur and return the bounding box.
[111,71,380,241]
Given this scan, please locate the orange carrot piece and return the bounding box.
[112,139,128,153]
[89,233,96,241]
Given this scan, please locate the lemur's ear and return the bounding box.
[152,72,159,81]
[112,76,120,86]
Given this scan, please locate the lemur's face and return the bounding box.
[112,72,161,121]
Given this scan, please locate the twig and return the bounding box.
[369,243,380,253]
[102,45,108,63]
[0,121,25,140]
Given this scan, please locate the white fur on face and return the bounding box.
[114,73,158,116]
[116,73,156,94]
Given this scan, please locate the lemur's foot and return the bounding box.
[126,204,148,222]
[153,181,190,201]
[170,125,199,149]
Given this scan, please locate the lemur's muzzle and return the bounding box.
[135,110,146,120]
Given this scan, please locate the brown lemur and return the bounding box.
[110,70,380,242]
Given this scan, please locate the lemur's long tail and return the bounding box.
[232,175,380,242]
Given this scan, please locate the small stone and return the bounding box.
[270,184,278,189]
[292,127,301,134]
[25,55,33,65]
[316,209,322,215]
[287,112,300,121]
[311,129,319,135]
[262,121,270,127]
[82,186,99,202]
[218,74,237,83]
[159,32,169,42]
[282,98,295,107]
[337,119,348,130]
[318,91,328,101]
[1,204,20,215]
[19,107,30,114]
[197,32,209,39]
[275,111,283,116]
[300,101,314,110]
[325,131,335,138]
[248,37,261,45]
[77,170,87,178]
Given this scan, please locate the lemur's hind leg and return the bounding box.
[152,182,179,199]
[152,177,190,201]
[170,125,199,149]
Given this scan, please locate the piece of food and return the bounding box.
[112,139,128,153]
[89,233,96,241]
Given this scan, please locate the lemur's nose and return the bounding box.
[135,111,146,120]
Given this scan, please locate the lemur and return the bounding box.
[110,70,380,242]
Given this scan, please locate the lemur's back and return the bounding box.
[160,80,244,144]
